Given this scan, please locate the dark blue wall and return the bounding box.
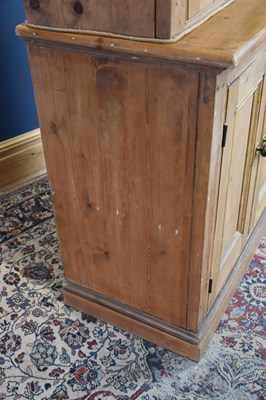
[0,1,39,142]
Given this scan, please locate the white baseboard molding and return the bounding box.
[0,129,46,189]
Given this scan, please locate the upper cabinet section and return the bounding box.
[23,0,234,40]
[20,0,266,70]
[23,0,155,38]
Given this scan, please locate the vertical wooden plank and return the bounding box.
[208,79,239,308]
[221,97,253,248]
[248,76,266,232]
[215,97,253,290]
[186,71,226,332]
[156,0,187,39]
[238,83,264,234]
[196,72,228,326]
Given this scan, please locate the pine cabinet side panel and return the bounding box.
[27,44,199,328]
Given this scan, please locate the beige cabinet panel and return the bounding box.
[249,75,266,233]
[209,58,266,306]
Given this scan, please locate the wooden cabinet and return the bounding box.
[23,0,233,40]
[17,0,266,360]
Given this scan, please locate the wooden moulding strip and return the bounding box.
[0,129,46,189]
[16,24,232,70]
[64,207,266,360]
[186,71,221,333]
[17,0,266,70]
[63,280,201,361]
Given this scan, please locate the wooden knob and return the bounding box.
[257,144,266,157]
[256,135,266,157]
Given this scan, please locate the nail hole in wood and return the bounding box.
[103,250,110,259]
[29,0,40,10]
[73,1,84,14]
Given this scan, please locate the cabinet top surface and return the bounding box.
[17,0,266,69]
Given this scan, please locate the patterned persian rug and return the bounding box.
[0,175,265,400]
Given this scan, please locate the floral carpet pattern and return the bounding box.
[0,175,265,400]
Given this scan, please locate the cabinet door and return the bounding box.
[247,76,266,233]
[209,60,265,307]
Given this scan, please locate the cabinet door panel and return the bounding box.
[221,96,253,250]
[209,70,265,307]
[249,77,266,232]
[238,82,264,235]
[255,161,266,220]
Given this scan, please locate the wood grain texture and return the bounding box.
[155,0,187,39]
[17,0,266,359]
[63,279,200,344]
[182,0,266,68]
[248,69,266,235]
[188,0,215,19]
[238,83,264,236]
[0,130,46,189]
[208,79,239,308]
[23,0,233,40]
[209,51,266,307]
[187,0,233,21]
[222,97,253,248]
[18,0,266,70]
[186,72,228,332]
[23,0,155,38]
[187,72,228,330]
[63,288,201,361]
[28,45,199,328]
[63,206,266,361]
